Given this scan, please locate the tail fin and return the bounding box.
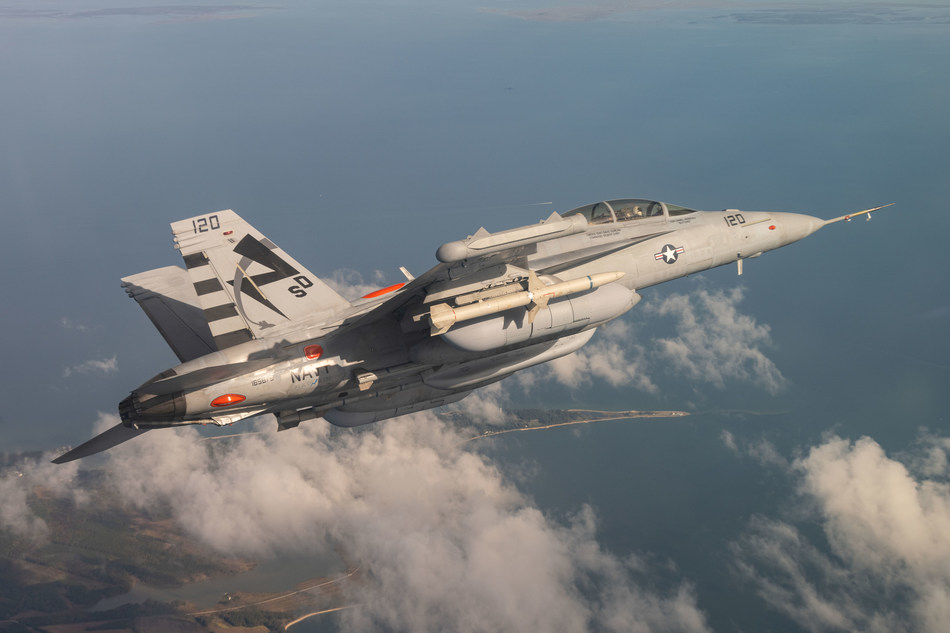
[171,210,350,350]
[121,266,216,362]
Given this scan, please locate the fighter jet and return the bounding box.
[53,199,892,463]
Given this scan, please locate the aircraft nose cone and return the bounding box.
[772,212,824,245]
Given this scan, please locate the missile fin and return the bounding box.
[526,270,548,324]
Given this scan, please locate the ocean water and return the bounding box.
[478,412,788,631]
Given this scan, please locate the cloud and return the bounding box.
[324,268,393,301]
[799,437,950,582]
[732,434,950,633]
[443,381,510,426]
[59,317,90,332]
[529,286,784,397]
[646,287,787,394]
[0,472,48,541]
[720,430,788,469]
[0,449,85,542]
[720,429,738,452]
[92,406,710,632]
[545,320,659,394]
[903,432,950,479]
[63,355,118,378]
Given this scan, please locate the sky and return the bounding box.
[1,1,950,631]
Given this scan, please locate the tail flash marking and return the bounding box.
[172,210,351,350]
[183,250,255,349]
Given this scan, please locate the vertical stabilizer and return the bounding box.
[171,210,350,350]
[121,266,216,362]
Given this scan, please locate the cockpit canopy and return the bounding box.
[561,199,697,225]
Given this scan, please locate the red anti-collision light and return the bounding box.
[211,394,246,407]
[769,225,776,230]
[304,345,323,360]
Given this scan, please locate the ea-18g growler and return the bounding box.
[53,199,892,463]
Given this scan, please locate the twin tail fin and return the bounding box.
[162,210,349,352]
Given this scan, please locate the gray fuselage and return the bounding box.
[121,200,824,430]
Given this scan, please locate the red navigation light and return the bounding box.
[361,282,406,299]
[211,394,246,408]
[304,345,323,360]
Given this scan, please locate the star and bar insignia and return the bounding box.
[655,244,685,264]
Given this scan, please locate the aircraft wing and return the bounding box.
[328,211,649,335]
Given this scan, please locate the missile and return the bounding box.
[429,271,625,335]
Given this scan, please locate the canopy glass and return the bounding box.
[562,199,698,224]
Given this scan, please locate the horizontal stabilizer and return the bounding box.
[51,423,150,464]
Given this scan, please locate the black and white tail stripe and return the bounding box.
[185,251,253,349]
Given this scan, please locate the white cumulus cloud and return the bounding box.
[529,286,785,397]
[732,434,950,633]
[545,320,658,394]
[0,448,85,542]
[645,287,786,395]
[443,380,510,426]
[93,407,710,633]
[63,355,118,377]
[59,317,90,332]
[325,268,393,301]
